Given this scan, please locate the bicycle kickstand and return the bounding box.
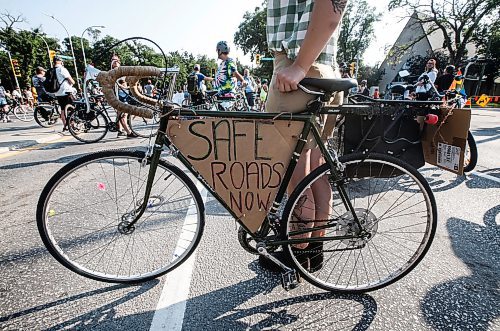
[257,245,299,291]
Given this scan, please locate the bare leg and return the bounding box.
[289,150,316,249]
[310,148,332,237]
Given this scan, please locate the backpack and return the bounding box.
[187,73,200,95]
[43,67,64,93]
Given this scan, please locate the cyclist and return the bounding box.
[188,64,214,106]
[110,55,137,138]
[242,69,257,110]
[213,41,246,98]
[0,79,11,122]
[261,0,347,272]
[435,65,455,93]
[32,66,51,103]
[53,57,76,129]
[415,58,438,100]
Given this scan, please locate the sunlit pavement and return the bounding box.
[0,108,498,330]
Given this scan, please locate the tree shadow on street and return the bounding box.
[0,280,159,330]
[420,205,500,330]
[176,261,377,331]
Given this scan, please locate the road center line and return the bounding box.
[471,171,500,184]
[149,181,208,331]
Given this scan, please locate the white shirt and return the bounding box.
[54,64,74,96]
[12,90,22,98]
[172,92,185,105]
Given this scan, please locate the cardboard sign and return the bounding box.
[421,107,471,175]
[167,118,304,232]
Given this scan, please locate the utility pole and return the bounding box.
[46,14,80,90]
[474,36,492,96]
[4,49,20,89]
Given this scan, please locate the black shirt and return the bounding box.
[435,74,454,92]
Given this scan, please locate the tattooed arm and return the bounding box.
[275,0,347,92]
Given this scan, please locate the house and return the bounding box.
[378,12,477,93]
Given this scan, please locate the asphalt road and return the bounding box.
[0,109,498,331]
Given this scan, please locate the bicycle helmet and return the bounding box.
[445,65,455,74]
[216,41,230,54]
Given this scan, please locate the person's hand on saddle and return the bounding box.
[275,62,307,93]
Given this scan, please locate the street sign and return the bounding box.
[476,94,490,107]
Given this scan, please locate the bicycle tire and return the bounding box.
[282,152,437,293]
[67,106,109,143]
[463,130,478,173]
[13,105,34,122]
[34,105,59,128]
[36,149,205,283]
[127,113,158,138]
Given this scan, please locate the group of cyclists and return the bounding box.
[184,41,269,111]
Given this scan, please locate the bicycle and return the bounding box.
[37,65,438,293]
[0,97,35,122]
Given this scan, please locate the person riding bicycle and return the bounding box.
[187,64,214,106]
[213,41,246,99]
[32,66,52,103]
[53,57,76,130]
[0,79,11,122]
[262,0,347,271]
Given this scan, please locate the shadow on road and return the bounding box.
[175,261,377,330]
[0,280,159,330]
[420,205,500,330]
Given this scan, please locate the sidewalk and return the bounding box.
[0,120,64,154]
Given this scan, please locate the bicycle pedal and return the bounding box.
[280,270,299,291]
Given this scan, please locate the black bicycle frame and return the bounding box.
[127,103,363,245]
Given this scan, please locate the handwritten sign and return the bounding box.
[168,119,304,232]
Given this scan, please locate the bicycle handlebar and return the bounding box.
[96,66,162,119]
[125,76,158,106]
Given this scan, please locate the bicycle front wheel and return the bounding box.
[36,150,205,283]
[67,106,109,143]
[14,105,34,121]
[282,153,437,293]
[127,113,159,138]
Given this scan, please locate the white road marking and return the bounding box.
[471,171,500,184]
[149,181,208,331]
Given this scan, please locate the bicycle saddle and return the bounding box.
[300,77,358,93]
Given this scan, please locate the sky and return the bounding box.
[1,0,408,67]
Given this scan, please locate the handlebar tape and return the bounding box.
[125,76,158,106]
[96,66,162,119]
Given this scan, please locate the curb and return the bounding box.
[0,133,64,155]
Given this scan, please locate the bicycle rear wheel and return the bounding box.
[463,130,477,173]
[13,105,34,121]
[67,106,109,143]
[37,149,205,283]
[127,113,158,138]
[282,153,437,293]
[34,105,59,127]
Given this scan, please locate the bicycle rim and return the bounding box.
[14,106,34,121]
[37,150,205,283]
[69,109,108,143]
[128,114,158,138]
[283,153,437,292]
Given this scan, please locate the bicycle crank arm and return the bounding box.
[257,246,293,273]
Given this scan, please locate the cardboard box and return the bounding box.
[421,107,471,175]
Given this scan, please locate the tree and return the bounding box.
[337,0,381,64]
[233,3,273,80]
[388,0,500,66]
[0,13,59,90]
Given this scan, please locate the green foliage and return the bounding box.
[233,4,273,80]
[337,0,381,63]
[357,64,384,87]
